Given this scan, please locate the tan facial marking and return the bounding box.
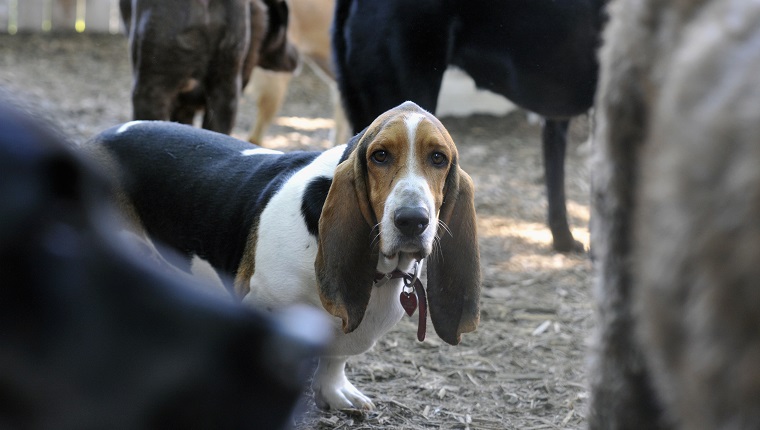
[360,108,459,257]
[413,119,455,209]
[365,117,411,224]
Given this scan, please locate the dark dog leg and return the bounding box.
[171,103,197,126]
[132,78,174,122]
[172,89,204,125]
[202,40,246,134]
[202,82,239,135]
[542,119,582,252]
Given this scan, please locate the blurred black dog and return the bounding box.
[0,102,328,429]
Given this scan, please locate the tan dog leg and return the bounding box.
[329,84,351,145]
[247,68,293,145]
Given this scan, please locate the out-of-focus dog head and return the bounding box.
[0,102,329,428]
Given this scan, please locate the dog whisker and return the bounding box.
[437,219,453,238]
[370,222,382,250]
[431,234,445,263]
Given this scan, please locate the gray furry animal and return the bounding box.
[588,0,760,428]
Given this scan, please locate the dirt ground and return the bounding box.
[0,34,594,429]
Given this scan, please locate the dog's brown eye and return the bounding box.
[430,152,447,166]
[371,150,389,164]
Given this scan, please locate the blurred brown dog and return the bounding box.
[120,0,298,134]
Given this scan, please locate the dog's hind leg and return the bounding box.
[131,79,174,122]
[542,118,583,252]
[247,69,292,144]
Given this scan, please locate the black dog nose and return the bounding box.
[394,207,429,237]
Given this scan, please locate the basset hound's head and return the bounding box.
[316,101,481,345]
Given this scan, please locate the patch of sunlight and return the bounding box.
[567,199,590,225]
[571,226,590,249]
[477,215,590,250]
[274,116,335,131]
[257,132,332,150]
[509,250,588,272]
[479,215,590,274]
[479,216,553,246]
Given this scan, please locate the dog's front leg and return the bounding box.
[310,276,406,409]
[312,355,373,410]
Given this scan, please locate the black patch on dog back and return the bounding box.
[93,121,323,285]
[301,176,332,237]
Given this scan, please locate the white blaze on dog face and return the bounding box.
[365,110,454,259]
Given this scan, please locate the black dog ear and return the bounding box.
[257,0,299,72]
[315,131,378,333]
[426,164,481,345]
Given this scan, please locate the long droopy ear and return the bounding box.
[427,164,481,345]
[315,132,378,333]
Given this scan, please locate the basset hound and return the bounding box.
[84,101,481,410]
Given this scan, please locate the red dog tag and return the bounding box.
[400,290,418,316]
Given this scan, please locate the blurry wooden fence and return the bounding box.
[0,0,121,34]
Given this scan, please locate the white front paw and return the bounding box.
[312,357,374,410]
[313,378,374,410]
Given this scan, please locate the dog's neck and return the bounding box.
[373,256,428,342]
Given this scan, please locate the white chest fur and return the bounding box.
[243,145,346,310]
[242,143,410,356]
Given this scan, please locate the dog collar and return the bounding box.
[373,260,427,342]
